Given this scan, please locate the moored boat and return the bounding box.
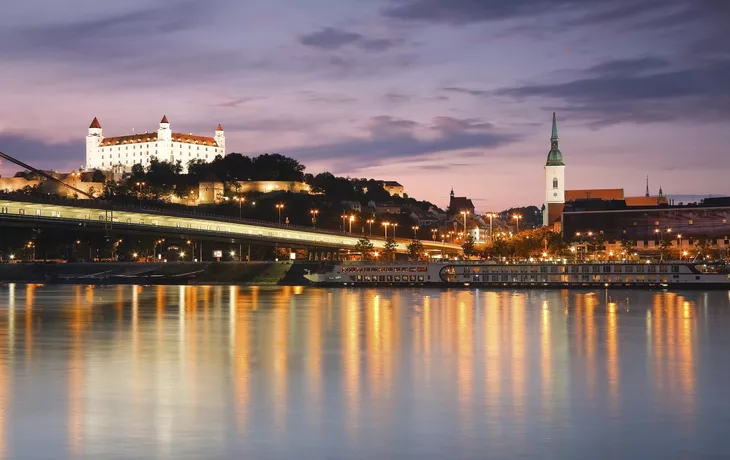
[304,260,730,288]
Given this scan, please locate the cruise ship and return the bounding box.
[304,260,730,288]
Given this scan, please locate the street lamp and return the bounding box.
[431,228,437,241]
[348,215,356,233]
[136,181,145,206]
[392,223,398,237]
[275,203,284,224]
[382,221,390,238]
[486,212,496,242]
[512,214,522,232]
[412,225,419,239]
[341,214,347,231]
[460,210,470,234]
[310,209,319,228]
[233,196,245,219]
[366,218,375,236]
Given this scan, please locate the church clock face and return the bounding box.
[553,192,558,197]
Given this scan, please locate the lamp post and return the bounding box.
[512,214,522,232]
[136,181,145,206]
[348,215,355,233]
[275,203,284,225]
[392,223,398,238]
[412,225,419,239]
[234,196,245,219]
[310,209,319,228]
[676,233,682,252]
[459,210,470,232]
[367,218,375,236]
[382,222,390,238]
[486,212,496,243]
[341,214,347,231]
[431,228,437,241]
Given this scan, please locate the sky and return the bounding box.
[1,0,729,211]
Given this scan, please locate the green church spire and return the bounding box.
[546,112,564,166]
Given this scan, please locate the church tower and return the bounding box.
[214,123,226,155]
[543,112,565,226]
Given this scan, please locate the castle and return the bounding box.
[85,116,226,172]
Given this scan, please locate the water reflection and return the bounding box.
[0,285,726,459]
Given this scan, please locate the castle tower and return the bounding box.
[86,117,103,169]
[543,112,565,226]
[157,115,171,142]
[214,123,226,155]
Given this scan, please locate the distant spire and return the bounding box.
[645,175,649,197]
[89,117,102,129]
[545,112,564,166]
[161,115,169,124]
[659,185,663,197]
[450,187,454,199]
[216,123,223,131]
[551,112,558,141]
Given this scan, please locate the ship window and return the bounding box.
[603,265,611,273]
[592,266,600,273]
[671,266,680,273]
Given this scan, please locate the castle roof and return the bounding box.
[216,124,223,131]
[89,117,102,129]
[161,115,169,124]
[100,132,219,147]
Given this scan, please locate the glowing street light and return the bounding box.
[412,225,419,239]
[460,210,470,233]
[382,221,391,238]
[348,215,356,233]
[310,209,319,228]
[392,223,399,237]
[512,214,522,232]
[485,212,496,242]
[233,196,245,219]
[366,218,375,236]
[275,203,284,224]
[431,228,438,241]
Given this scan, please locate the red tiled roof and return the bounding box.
[450,197,475,211]
[565,189,624,201]
[100,132,218,147]
[89,117,102,129]
[216,124,223,131]
[161,115,169,123]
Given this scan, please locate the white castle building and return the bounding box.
[85,115,226,172]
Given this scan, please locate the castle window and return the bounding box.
[553,178,558,189]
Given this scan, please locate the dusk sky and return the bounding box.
[1,0,728,210]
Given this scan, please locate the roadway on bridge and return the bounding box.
[0,198,462,254]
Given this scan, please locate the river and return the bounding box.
[0,284,728,459]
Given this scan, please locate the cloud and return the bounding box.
[585,57,670,76]
[299,27,402,52]
[380,0,654,25]
[442,87,489,97]
[286,115,520,170]
[494,58,730,125]
[0,134,83,172]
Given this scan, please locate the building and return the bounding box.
[562,198,730,251]
[448,188,475,215]
[542,113,669,229]
[543,113,566,226]
[341,200,362,212]
[85,116,226,172]
[381,181,405,197]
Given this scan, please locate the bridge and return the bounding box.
[0,197,461,256]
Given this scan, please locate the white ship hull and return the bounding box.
[305,261,730,288]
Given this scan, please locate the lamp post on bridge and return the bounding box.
[275,203,284,225]
[310,209,319,228]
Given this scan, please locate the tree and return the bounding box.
[383,237,398,260]
[620,238,637,258]
[355,237,375,261]
[462,234,477,258]
[695,237,715,260]
[658,238,674,260]
[407,238,425,261]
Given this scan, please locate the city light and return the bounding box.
[180,252,185,258]
[132,252,138,258]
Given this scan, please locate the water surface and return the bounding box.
[1,284,729,459]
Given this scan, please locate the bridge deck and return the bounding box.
[0,198,461,254]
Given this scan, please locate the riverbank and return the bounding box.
[0,261,316,285]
